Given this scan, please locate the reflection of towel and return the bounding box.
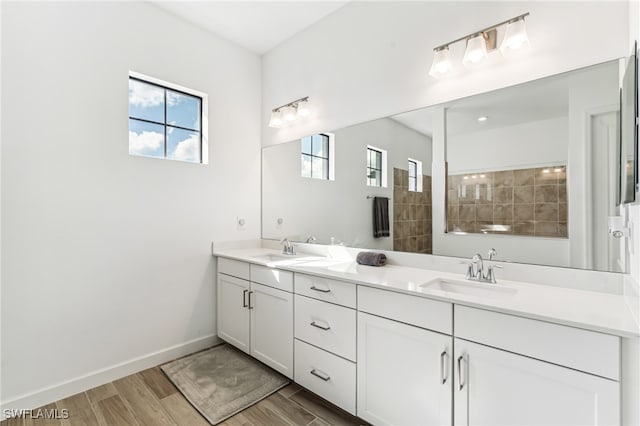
[356,251,387,266]
[373,196,390,238]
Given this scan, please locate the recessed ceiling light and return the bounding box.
[477,116,488,122]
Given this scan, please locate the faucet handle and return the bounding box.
[459,261,475,280]
[485,263,503,283]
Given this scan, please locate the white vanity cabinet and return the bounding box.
[293,273,357,415]
[357,286,453,426]
[216,258,294,378]
[453,306,620,426]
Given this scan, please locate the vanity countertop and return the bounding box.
[214,247,640,338]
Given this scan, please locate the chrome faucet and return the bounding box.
[281,238,295,255]
[462,253,503,284]
[305,235,317,244]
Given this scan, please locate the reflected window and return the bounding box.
[408,158,423,192]
[301,133,333,180]
[367,146,387,187]
[128,73,205,163]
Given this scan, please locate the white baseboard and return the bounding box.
[0,334,221,420]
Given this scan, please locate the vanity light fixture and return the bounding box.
[268,96,312,128]
[428,12,530,78]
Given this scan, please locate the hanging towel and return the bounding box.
[373,196,390,238]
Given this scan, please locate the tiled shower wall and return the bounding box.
[447,165,568,238]
[393,168,432,253]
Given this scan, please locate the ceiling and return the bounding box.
[391,71,572,137]
[152,1,348,54]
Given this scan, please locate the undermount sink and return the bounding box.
[249,253,295,262]
[420,277,518,299]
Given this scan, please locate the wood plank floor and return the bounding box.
[1,364,365,426]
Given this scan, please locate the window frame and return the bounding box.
[128,71,208,164]
[366,145,388,187]
[301,133,335,181]
[407,158,423,192]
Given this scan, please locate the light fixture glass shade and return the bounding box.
[268,109,283,128]
[462,34,488,66]
[296,98,312,117]
[501,17,529,53]
[281,105,298,123]
[429,47,452,78]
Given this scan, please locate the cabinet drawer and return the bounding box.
[294,339,356,415]
[455,305,620,380]
[358,286,452,335]
[250,264,293,292]
[294,295,356,361]
[218,257,250,281]
[294,273,356,308]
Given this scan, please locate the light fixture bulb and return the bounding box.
[462,34,488,66]
[429,46,452,78]
[281,105,298,122]
[501,17,529,53]
[477,116,488,122]
[296,98,312,118]
[268,109,283,128]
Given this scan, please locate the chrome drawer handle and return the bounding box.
[310,321,331,331]
[440,350,448,384]
[310,285,331,293]
[310,369,330,381]
[457,355,465,391]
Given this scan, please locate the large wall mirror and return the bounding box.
[262,59,634,273]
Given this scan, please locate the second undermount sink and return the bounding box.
[420,277,518,299]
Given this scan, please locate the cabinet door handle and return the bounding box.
[440,350,448,384]
[242,290,248,308]
[310,285,331,293]
[457,355,465,391]
[248,291,254,309]
[310,369,331,381]
[310,321,331,330]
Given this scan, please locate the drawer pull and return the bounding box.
[248,291,254,310]
[310,369,331,381]
[242,289,248,308]
[440,350,448,384]
[310,321,331,331]
[457,355,465,391]
[310,285,331,293]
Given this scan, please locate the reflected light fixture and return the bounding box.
[268,96,312,128]
[477,116,488,122]
[429,12,530,78]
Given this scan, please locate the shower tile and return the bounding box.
[514,185,534,203]
[534,185,558,203]
[535,203,559,221]
[514,169,535,186]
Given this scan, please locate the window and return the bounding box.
[128,72,206,163]
[367,145,388,187]
[408,158,423,192]
[301,133,335,180]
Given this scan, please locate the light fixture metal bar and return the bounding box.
[433,12,530,51]
[272,96,309,112]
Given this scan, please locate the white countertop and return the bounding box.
[214,247,640,338]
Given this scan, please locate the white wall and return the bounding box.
[447,117,568,173]
[262,1,628,147]
[262,117,431,249]
[1,2,261,410]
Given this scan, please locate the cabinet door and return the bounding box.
[357,312,452,426]
[454,339,620,426]
[250,282,293,378]
[217,274,250,354]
